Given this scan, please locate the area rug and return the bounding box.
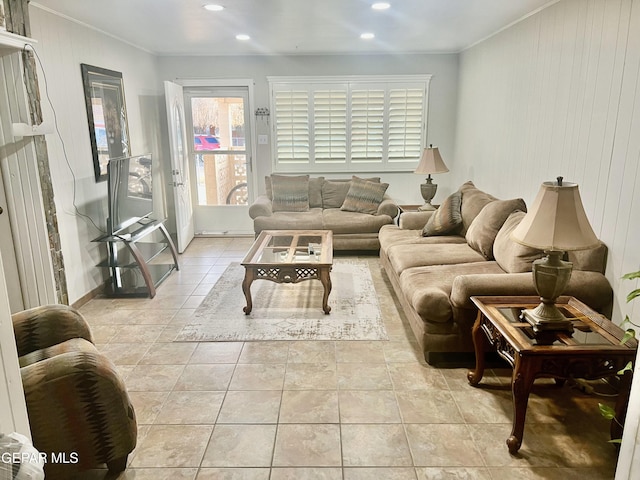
[175,259,387,341]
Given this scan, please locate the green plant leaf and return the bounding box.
[627,289,640,303]
[618,361,634,375]
[622,271,640,281]
[620,330,636,345]
[608,439,623,444]
[599,403,616,420]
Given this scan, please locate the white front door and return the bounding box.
[164,81,195,253]
[183,86,255,234]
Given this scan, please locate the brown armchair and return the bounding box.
[12,305,137,479]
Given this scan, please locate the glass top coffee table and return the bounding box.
[240,230,333,314]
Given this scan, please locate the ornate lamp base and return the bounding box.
[419,175,437,211]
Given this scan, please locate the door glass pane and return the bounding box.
[196,153,248,205]
[190,96,247,205]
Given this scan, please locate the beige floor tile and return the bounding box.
[128,391,170,424]
[139,342,197,364]
[154,283,197,297]
[229,363,286,390]
[89,324,120,343]
[396,390,465,424]
[339,390,401,423]
[341,424,412,467]
[239,341,290,363]
[344,467,418,480]
[337,363,392,390]
[383,340,425,363]
[284,363,337,390]
[217,390,282,423]
[287,341,336,363]
[270,467,343,479]
[157,324,185,342]
[415,467,491,479]
[192,283,215,296]
[335,341,387,363]
[110,468,198,479]
[451,388,513,424]
[110,325,166,343]
[387,362,448,390]
[190,342,243,363]
[131,424,213,467]
[279,390,340,423]
[170,308,197,324]
[98,343,151,365]
[182,295,206,309]
[145,295,191,309]
[126,364,185,391]
[486,467,616,479]
[174,364,235,391]
[196,468,270,480]
[201,424,277,467]
[273,424,342,467]
[405,424,485,467]
[154,391,225,424]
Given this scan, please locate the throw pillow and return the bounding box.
[458,181,498,235]
[493,211,544,273]
[340,176,389,215]
[466,198,527,260]
[321,177,380,209]
[422,191,463,236]
[271,174,310,212]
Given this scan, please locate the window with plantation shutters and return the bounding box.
[268,75,431,173]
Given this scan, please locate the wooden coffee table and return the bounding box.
[468,295,637,454]
[240,230,333,315]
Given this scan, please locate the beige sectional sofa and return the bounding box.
[249,175,399,251]
[379,181,613,364]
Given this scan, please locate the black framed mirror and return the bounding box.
[80,64,131,182]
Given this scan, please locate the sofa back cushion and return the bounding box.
[341,176,389,214]
[465,198,527,260]
[266,175,324,208]
[422,191,463,236]
[271,174,310,212]
[458,181,498,235]
[493,211,544,273]
[321,177,380,209]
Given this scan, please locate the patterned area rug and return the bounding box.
[175,259,387,341]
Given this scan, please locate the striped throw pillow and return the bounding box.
[271,175,310,212]
[340,176,389,215]
[422,191,463,236]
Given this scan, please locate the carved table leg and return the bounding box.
[242,268,255,314]
[468,312,487,386]
[508,356,537,454]
[319,266,332,314]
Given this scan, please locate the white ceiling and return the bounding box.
[31,0,555,56]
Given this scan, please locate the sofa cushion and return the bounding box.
[323,208,394,234]
[387,243,486,275]
[458,181,498,235]
[271,174,310,212]
[341,176,389,214]
[265,176,324,208]
[254,208,323,233]
[379,225,467,252]
[493,211,544,273]
[422,191,462,236]
[465,198,527,260]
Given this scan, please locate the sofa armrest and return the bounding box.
[450,271,613,313]
[12,305,94,357]
[377,195,399,217]
[249,195,273,219]
[21,351,137,472]
[399,211,435,230]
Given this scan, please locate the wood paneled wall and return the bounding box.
[454,0,640,324]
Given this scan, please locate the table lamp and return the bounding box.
[511,177,600,334]
[414,145,449,211]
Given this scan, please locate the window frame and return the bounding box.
[267,75,432,173]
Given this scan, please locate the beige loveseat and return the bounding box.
[249,175,399,251]
[379,181,613,364]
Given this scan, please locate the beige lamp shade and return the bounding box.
[414,146,449,175]
[511,179,599,252]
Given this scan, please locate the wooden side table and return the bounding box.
[467,295,637,454]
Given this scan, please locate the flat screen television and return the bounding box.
[107,154,153,235]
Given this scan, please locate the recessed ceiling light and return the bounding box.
[360,32,375,40]
[236,34,251,41]
[203,4,224,11]
[371,2,390,10]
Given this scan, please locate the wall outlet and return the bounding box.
[258,135,268,145]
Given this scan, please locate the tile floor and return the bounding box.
[74,237,620,479]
